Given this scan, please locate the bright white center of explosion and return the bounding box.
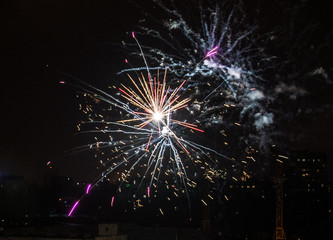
[153,111,163,122]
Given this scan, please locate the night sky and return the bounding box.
[1,0,140,182]
[1,0,332,184]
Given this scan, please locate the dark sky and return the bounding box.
[0,0,141,182]
[1,0,332,183]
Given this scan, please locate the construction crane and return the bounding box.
[274,164,286,240]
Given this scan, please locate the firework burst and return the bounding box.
[64,1,269,216]
[122,1,273,98]
[65,65,240,216]
[118,68,204,153]
[51,0,330,224]
[119,0,280,152]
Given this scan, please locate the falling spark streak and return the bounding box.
[68,201,79,217]
[159,208,164,215]
[86,184,92,194]
[145,133,153,151]
[111,196,115,207]
[205,46,219,58]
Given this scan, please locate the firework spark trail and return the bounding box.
[86,184,92,194]
[68,201,79,217]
